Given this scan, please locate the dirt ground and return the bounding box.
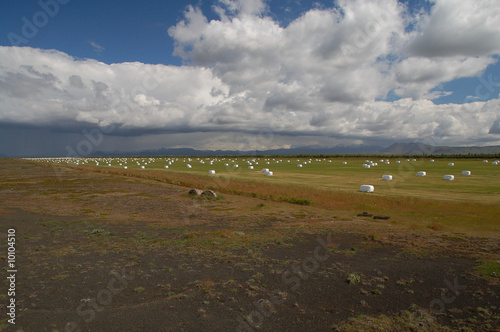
[0,159,499,331]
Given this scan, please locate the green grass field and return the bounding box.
[36,156,500,234]
[51,156,500,203]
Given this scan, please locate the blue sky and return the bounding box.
[0,0,500,156]
[1,0,345,66]
[1,0,186,65]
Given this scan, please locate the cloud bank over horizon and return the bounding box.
[1,0,500,156]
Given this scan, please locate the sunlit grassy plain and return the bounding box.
[44,156,500,235]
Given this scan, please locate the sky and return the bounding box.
[0,0,500,157]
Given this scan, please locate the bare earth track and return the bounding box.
[0,159,499,331]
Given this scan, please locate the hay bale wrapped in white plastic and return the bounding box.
[448,163,454,166]
[417,171,426,176]
[297,164,303,168]
[493,161,499,165]
[265,171,273,176]
[234,164,239,168]
[164,165,169,169]
[443,175,454,181]
[362,164,370,168]
[248,166,254,170]
[360,185,374,192]
[396,161,401,164]
[382,175,393,181]
[483,160,488,163]
[342,161,347,165]
[430,159,435,162]
[208,170,216,175]
[461,171,471,176]
[141,166,145,169]
[262,168,269,173]
[124,166,128,169]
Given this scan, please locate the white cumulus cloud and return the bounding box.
[1,0,500,154]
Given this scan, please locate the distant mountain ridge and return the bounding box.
[90,142,500,157]
[4,142,499,158]
[92,144,385,157]
[382,143,500,155]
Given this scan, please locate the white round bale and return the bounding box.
[417,171,426,176]
[265,171,273,176]
[444,175,454,181]
[208,170,216,175]
[461,171,471,176]
[360,185,374,192]
[448,163,454,166]
[248,166,254,170]
[382,175,393,181]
